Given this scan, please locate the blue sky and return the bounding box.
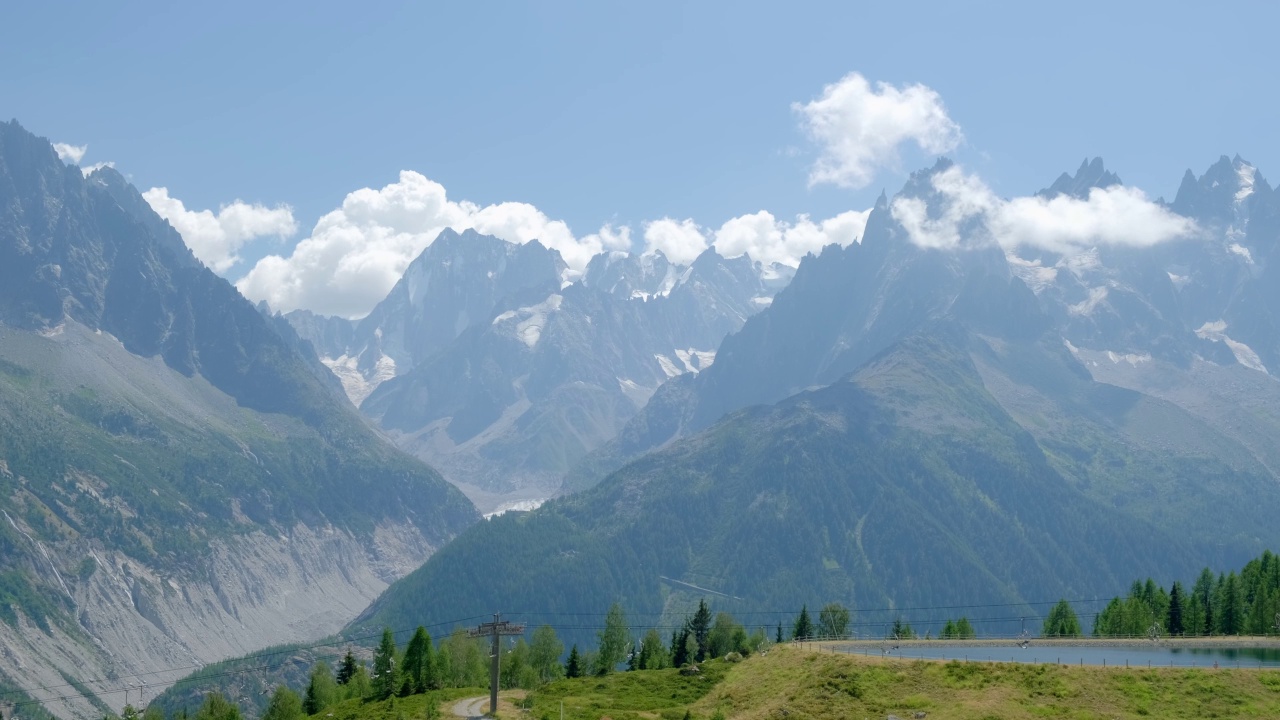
[3,1,1277,316]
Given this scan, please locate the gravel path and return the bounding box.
[452,696,489,719]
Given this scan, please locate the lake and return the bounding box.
[833,642,1280,669]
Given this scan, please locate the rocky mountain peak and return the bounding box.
[582,248,678,299]
[1039,157,1123,199]
[1172,154,1271,227]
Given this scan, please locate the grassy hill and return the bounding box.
[308,645,1280,720]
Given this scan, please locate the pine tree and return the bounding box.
[690,599,712,662]
[671,626,691,667]
[792,605,813,640]
[566,644,583,678]
[1194,567,1215,635]
[776,622,783,644]
[1168,582,1185,636]
[373,627,399,700]
[401,627,434,694]
[336,649,358,685]
[955,617,975,639]
[1221,572,1244,635]
[1042,599,1081,637]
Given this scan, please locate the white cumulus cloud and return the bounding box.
[642,218,709,266]
[713,209,870,267]
[236,171,632,318]
[890,165,1199,253]
[53,142,87,164]
[581,223,633,254]
[794,72,963,189]
[143,188,298,273]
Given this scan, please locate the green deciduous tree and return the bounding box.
[597,602,630,674]
[500,638,536,689]
[261,686,303,720]
[439,629,487,688]
[344,665,371,701]
[817,603,850,639]
[193,693,241,720]
[707,612,744,659]
[302,660,338,714]
[1042,599,1081,638]
[638,627,668,669]
[529,625,565,683]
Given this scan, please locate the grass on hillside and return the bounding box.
[488,645,1280,720]
[318,687,478,720]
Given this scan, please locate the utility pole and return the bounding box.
[470,613,525,716]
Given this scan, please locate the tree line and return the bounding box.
[1093,551,1280,637]
[112,597,866,720]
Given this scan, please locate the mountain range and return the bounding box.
[284,230,792,511]
[348,154,1280,645]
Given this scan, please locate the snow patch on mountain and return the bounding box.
[322,353,397,405]
[1007,254,1058,293]
[1106,350,1152,367]
[1196,320,1269,374]
[1060,248,1102,277]
[674,348,716,373]
[1068,286,1109,316]
[1236,162,1257,204]
[483,498,547,519]
[492,294,563,348]
[655,354,682,378]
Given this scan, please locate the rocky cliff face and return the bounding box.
[0,517,432,720]
[0,121,477,719]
